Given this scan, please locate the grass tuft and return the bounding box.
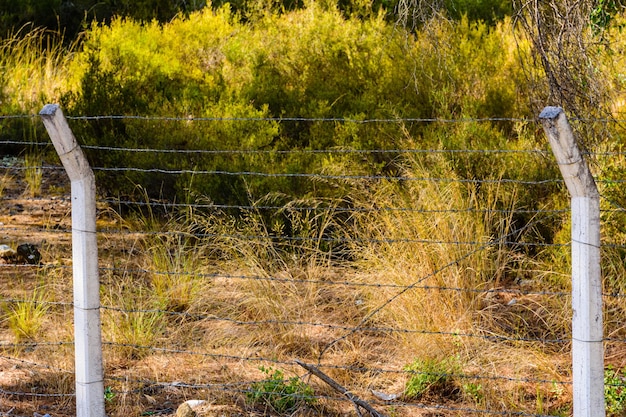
[2,287,50,341]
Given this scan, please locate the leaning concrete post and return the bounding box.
[39,104,105,417]
[539,106,604,417]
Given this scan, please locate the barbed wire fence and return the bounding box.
[1,110,626,416]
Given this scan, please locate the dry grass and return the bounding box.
[23,152,43,198]
[0,170,11,197]
[0,150,583,417]
[0,25,79,113]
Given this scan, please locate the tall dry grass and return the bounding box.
[0,25,79,113]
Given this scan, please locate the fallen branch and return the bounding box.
[295,359,387,417]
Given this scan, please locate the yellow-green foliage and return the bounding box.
[412,16,530,120]
[3,287,50,341]
[0,26,77,113]
[46,3,533,205]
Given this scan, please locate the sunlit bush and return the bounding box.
[53,4,534,205]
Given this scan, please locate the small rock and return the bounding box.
[175,400,206,417]
[0,244,17,260]
[17,243,41,264]
[175,403,195,417]
[371,389,398,401]
[184,400,206,408]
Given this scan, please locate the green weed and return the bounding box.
[605,365,626,416]
[462,382,484,404]
[104,386,116,403]
[148,238,204,313]
[247,366,316,414]
[101,279,166,360]
[404,355,460,400]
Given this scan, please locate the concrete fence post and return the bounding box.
[39,104,106,417]
[539,106,604,417]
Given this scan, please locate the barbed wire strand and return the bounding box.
[4,256,626,299]
[0,264,569,297]
[0,223,576,247]
[97,305,569,344]
[0,353,73,374]
[95,343,576,393]
[102,362,572,389]
[66,115,534,123]
[0,140,550,155]
[0,195,572,215]
[12,192,626,214]
[5,161,626,185]
[6,138,626,157]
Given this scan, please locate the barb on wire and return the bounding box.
[0,298,72,307]
[0,341,74,349]
[0,140,52,147]
[0,115,35,120]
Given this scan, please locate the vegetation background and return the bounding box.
[2,0,626,416]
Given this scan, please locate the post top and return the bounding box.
[539,106,563,120]
[39,103,60,116]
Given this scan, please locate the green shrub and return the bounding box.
[444,0,512,24]
[247,366,316,414]
[404,356,460,399]
[605,365,626,416]
[57,4,530,207]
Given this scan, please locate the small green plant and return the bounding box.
[605,365,626,416]
[462,382,484,404]
[404,356,460,400]
[23,152,43,197]
[104,386,116,403]
[247,366,316,414]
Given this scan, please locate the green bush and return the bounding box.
[605,365,626,416]
[247,366,316,414]
[404,356,461,399]
[57,4,531,206]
